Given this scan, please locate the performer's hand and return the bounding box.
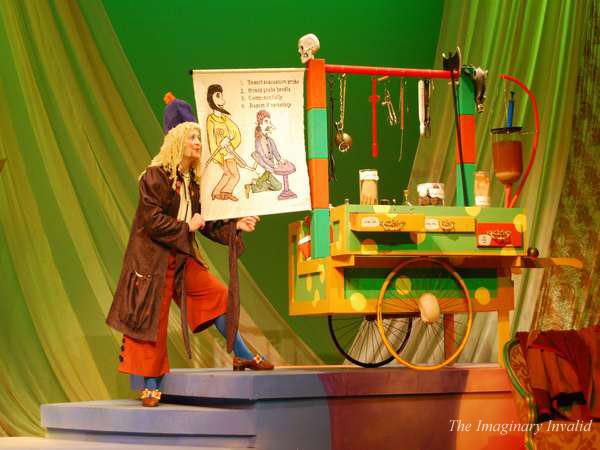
[236,216,260,232]
[220,136,231,147]
[187,213,205,232]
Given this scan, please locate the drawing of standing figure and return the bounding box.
[206,84,243,201]
[244,110,283,197]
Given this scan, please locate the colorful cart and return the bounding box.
[288,43,580,370]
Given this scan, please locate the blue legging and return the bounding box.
[213,314,254,360]
[144,314,253,390]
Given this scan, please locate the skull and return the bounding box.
[298,33,320,64]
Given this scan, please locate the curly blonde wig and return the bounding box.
[145,121,202,190]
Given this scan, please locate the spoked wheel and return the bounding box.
[328,314,413,368]
[376,257,473,370]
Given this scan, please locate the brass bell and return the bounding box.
[335,131,353,152]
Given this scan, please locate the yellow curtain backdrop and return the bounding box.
[532,2,600,331]
[0,0,318,437]
[406,0,588,362]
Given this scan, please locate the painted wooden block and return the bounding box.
[476,223,523,248]
[456,114,476,163]
[311,208,330,258]
[456,163,476,206]
[308,158,329,208]
[349,213,425,232]
[457,73,476,115]
[307,108,328,159]
[306,59,326,109]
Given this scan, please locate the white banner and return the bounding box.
[192,68,310,221]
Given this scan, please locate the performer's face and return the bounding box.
[184,130,202,161]
[212,91,225,108]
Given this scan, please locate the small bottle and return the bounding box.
[402,189,412,206]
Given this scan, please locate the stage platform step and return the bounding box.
[41,400,256,448]
[131,363,513,401]
[39,364,522,450]
[0,437,236,450]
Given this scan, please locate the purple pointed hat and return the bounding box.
[162,91,197,133]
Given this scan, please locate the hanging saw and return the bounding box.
[418,79,432,137]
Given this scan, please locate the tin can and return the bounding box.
[417,183,445,206]
[474,171,491,207]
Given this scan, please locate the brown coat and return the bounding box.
[106,166,242,343]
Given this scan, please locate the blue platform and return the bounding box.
[10,364,521,449]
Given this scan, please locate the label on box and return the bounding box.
[475,195,491,207]
[425,218,440,231]
[361,216,380,228]
[478,234,492,246]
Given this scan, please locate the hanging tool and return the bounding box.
[506,91,516,127]
[378,76,398,126]
[399,78,405,161]
[368,77,380,158]
[473,67,487,113]
[335,74,352,152]
[327,76,337,180]
[418,79,431,137]
[463,66,488,113]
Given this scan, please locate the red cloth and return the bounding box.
[517,326,600,422]
[118,253,227,377]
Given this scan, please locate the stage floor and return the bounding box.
[31,364,523,449]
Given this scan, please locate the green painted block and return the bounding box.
[344,268,498,300]
[346,204,470,215]
[311,208,330,258]
[477,207,525,222]
[456,163,476,206]
[307,108,328,159]
[457,72,476,115]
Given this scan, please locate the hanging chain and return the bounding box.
[336,74,347,132]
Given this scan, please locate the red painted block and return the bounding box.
[308,158,329,208]
[455,115,476,164]
[476,223,523,248]
[306,59,326,109]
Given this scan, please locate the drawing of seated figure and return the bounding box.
[245,110,284,197]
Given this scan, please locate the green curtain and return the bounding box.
[0,0,318,437]
[532,1,600,331]
[406,0,587,362]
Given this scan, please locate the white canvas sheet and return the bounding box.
[192,68,310,221]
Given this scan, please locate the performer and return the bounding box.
[205,84,243,201]
[107,101,273,408]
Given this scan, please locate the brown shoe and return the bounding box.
[140,388,161,407]
[222,192,239,201]
[233,354,274,371]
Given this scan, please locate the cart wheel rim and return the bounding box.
[376,257,473,371]
[327,314,412,368]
